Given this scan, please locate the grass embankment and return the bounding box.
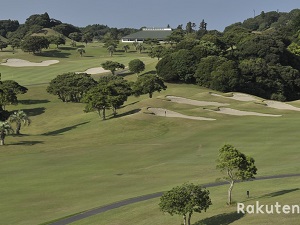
[0,44,300,225]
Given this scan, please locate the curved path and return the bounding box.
[49,173,300,225]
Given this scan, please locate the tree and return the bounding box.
[136,43,145,53]
[68,32,82,42]
[128,59,145,75]
[216,144,257,205]
[0,80,28,110]
[77,48,85,57]
[0,40,8,51]
[47,35,65,48]
[107,45,116,57]
[122,44,130,53]
[133,73,167,98]
[101,61,125,75]
[21,36,49,54]
[0,121,13,145]
[82,84,110,120]
[148,45,165,60]
[47,73,97,102]
[159,183,212,225]
[8,110,30,135]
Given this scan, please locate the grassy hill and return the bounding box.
[1,44,300,225]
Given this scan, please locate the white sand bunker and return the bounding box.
[264,101,300,111]
[148,108,215,121]
[208,107,281,117]
[211,92,257,102]
[166,96,229,106]
[1,58,59,67]
[78,67,110,75]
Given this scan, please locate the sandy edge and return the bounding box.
[0,58,59,67]
[166,95,229,107]
[148,107,215,121]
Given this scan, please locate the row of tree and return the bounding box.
[47,69,167,120]
[159,144,257,225]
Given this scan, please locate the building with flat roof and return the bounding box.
[121,27,172,43]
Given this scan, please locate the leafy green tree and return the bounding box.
[128,59,145,75]
[101,61,125,75]
[148,45,165,60]
[159,183,212,225]
[0,80,28,110]
[47,73,97,102]
[107,45,116,57]
[132,41,139,50]
[0,40,8,51]
[77,48,85,57]
[104,77,132,115]
[24,12,51,28]
[0,121,13,145]
[82,84,110,120]
[216,144,257,205]
[82,33,93,45]
[133,73,167,98]
[9,38,21,50]
[9,110,30,135]
[21,36,49,54]
[165,29,185,45]
[53,23,81,37]
[68,32,82,42]
[47,35,65,48]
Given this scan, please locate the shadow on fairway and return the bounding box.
[194,212,245,225]
[120,101,139,108]
[42,122,89,136]
[9,141,44,146]
[23,107,46,117]
[19,99,50,105]
[262,188,300,198]
[110,109,141,119]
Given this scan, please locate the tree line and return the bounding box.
[154,9,300,101]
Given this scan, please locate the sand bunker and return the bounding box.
[1,58,59,67]
[166,96,229,107]
[78,67,110,75]
[210,92,257,101]
[207,107,281,117]
[148,108,215,121]
[264,101,300,111]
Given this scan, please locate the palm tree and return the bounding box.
[123,45,130,53]
[107,45,116,56]
[136,43,145,53]
[77,48,85,57]
[132,41,139,50]
[9,110,30,135]
[0,121,14,145]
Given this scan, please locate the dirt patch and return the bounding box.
[78,67,110,75]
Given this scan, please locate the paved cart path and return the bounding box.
[48,173,300,225]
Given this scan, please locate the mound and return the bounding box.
[0,58,59,67]
[148,107,215,121]
[264,101,300,111]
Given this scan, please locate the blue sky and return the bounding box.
[0,0,299,31]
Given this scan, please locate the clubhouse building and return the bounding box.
[121,27,172,43]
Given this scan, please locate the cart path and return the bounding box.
[48,173,300,225]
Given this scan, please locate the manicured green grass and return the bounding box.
[1,45,300,225]
[70,177,300,225]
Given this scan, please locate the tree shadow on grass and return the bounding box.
[35,50,71,58]
[42,122,89,136]
[194,212,245,225]
[23,107,46,117]
[261,188,300,198]
[9,141,44,146]
[120,101,139,108]
[108,109,141,120]
[19,99,50,105]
